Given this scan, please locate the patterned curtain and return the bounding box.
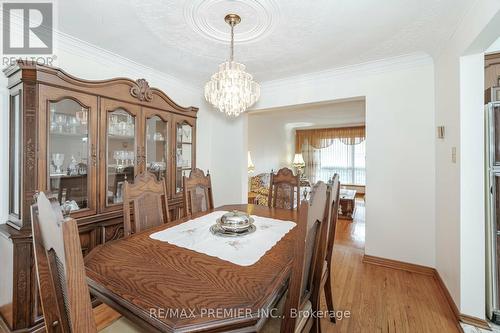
[301,141,320,184]
[295,126,365,152]
[296,126,365,184]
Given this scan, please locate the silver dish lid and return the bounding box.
[218,210,253,231]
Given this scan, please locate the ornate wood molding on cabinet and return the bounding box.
[0,60,198,333]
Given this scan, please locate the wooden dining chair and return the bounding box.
[261,181,329,333]
[123,171,170,237]
[31,192,141,333]
[324,174,341,322]
[268,167,300,210]
[183,168,214,217]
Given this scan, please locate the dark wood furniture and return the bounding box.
[325,174,340,322]
[183,168,214,217]
[268,167,300,210]
[339,189,356,220]
[123,171,170,237]
[262,181,329,333]
[84,204,297,332]
[31,192,141,332]
[31,192,97,332]
[0,61,197,333]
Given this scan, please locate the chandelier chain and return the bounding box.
[230,21,234,61]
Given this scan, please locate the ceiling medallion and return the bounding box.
[184,0,279,44]
[204,14,260,117]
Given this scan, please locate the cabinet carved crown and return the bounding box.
[130,78,153,102]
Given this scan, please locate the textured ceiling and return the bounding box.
[58,0,473,86]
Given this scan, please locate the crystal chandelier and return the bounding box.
[204,14,260,117]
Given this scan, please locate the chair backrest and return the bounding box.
[183,168,214,217]
[31,192,97,333]
[280,181,328,332]
[268,167,300,210]
[123,171,170,237]
[326,174,341,267]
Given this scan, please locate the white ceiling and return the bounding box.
[58,0,473,86]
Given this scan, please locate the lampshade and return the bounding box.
[292,153,305,167]
[248,151,255,172]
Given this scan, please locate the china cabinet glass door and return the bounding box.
[106,109,138,205]
[145,112,169,184]
[48,99,90,211]
[174,117,195,195]
[41,87,98,218]
[100,98,143,212]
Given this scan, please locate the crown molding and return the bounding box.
[261,52,433,90]
[53,29,432,101]
[54,30,200,96]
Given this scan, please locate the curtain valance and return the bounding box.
[295,126,365,152]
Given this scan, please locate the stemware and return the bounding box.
[68,116,79,134]
[55,114,66,133]
[113,151,120,167]
[52,153,65,174]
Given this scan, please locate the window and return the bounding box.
[317,139,365,185]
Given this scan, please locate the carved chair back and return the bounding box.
[31,192,97,333]
[183,168,214,217]
[268,167,300,210]
[123,171,170,237]
[280,181,328,332]
[323,174,341,322]
[326,174,341,266]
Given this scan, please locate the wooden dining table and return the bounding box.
[84,204,298,333]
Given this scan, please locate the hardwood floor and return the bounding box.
[319,198,461,333]
[93,304,121,331]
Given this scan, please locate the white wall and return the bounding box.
[248,100,365,174]
[251,54,436,267]
[0,32,247,222]
[434,1,500,319]
[459,54,486,318]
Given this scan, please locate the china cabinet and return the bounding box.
[0,61,197,333]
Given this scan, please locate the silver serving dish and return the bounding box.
[216,210,254,232]
[210,223,256,237]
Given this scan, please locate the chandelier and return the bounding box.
[204,14,260,117]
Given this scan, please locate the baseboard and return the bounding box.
[363,254,491,332]
[362,254,435,276]
[434,271,491,331]
[459,313,492,331]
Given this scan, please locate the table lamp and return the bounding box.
[292,153,305,177]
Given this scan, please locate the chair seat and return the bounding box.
[260,293,312,333]
[99,316,143,333]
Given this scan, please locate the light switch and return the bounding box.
[451,147,457,163]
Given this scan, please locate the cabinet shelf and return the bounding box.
[108,134,135,140]
[50,131,88,138]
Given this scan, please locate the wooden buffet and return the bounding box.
[0,61,198,333]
